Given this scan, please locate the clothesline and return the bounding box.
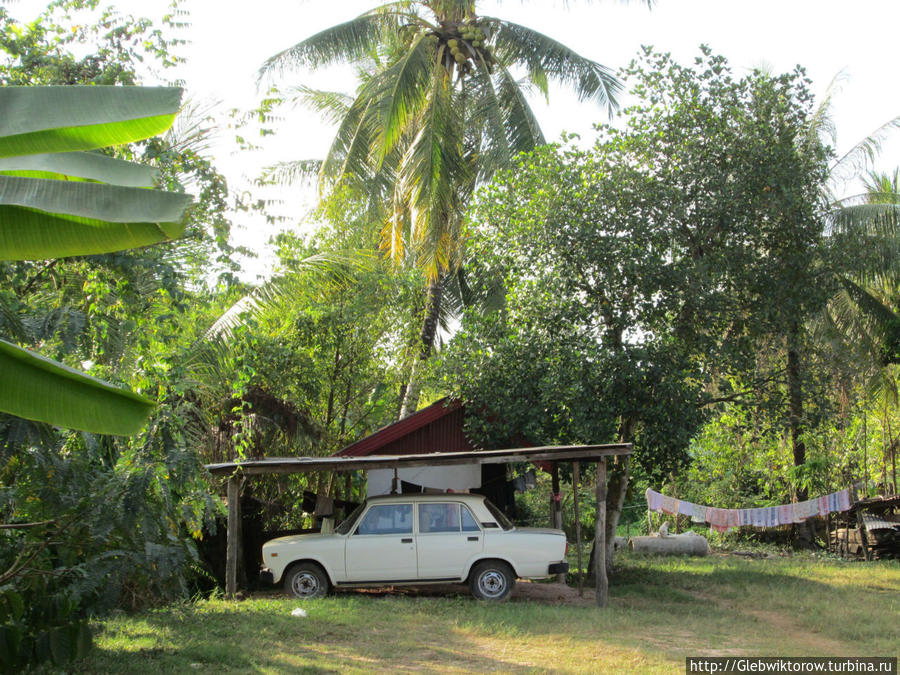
[645,488,853,533]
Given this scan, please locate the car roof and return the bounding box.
[365,492,486,504]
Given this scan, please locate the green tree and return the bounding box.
[260,0,636,417]
[442,47,841,566]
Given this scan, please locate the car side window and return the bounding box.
[418,503,462,533]
[461,506,481,532]
[356,504,412,535]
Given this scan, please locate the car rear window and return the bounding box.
[417,503,483,533]
[483,498,514,531]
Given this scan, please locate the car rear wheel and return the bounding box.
[469,560,515,602]
[284,563,330,599]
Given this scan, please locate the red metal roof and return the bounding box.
[335,397,476,457]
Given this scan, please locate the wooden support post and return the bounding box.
[226,474,241,599]
[551,463,562,528]
[391,467,399,494]
[595,457,609,608]
[573,461,583,596]
[551,463,564,582]
[856,505,871,561]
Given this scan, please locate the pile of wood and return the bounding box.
[830,505,900,560]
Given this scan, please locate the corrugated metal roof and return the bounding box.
[336,397,472,456]
[861,512,900,531]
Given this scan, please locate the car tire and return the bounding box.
[283,563,330,599]
[469,560,515,602]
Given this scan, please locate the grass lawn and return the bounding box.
[79,553,899,674]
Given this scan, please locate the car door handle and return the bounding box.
[468,536,479,542]
[401,538,413,543]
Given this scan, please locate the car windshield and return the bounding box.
[483,498,515,531]
[334,503,365,535]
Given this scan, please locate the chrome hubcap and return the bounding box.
[478,570,506,598]
[292,572,318,597]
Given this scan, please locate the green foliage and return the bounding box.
[0,2,241,668]
[442,48,833,484]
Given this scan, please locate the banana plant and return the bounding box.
[0,86,192,435]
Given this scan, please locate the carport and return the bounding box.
[205,442,632,607]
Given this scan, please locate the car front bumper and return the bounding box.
[548,561,569,575]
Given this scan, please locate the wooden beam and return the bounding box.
[595,457,608,608]
[225,474,241,599]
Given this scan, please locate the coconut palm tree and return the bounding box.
[261,0,635,416]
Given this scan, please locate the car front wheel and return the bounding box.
[469,560,515,602]
[284,563,330,599]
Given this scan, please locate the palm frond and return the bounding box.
[367,31,434,165]
[495,66,546,156]
[488,17,621,113]
[830,115,900,189]
[804,71,843,151]
[259,10,411,78]
[861,169,900,204]
[258,159,323,188]
[165,97,222,158]
[285,86,354,126]
[320,95,376,186]
[837,277,898,330]
[201,251,372,341]
[397,62,469,277]
[465,56,514,179]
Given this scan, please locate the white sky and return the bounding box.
[7,0,900,279]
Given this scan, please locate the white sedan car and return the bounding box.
[260,493,569,601]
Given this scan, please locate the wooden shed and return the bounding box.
[334,398,509,506]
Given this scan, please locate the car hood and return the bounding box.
[264,532,342,547]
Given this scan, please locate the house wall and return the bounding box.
[366,464,481,496]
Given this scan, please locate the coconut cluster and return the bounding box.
[433,19,496,77]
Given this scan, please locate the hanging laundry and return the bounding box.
[691,504,707,523]
[837,489,851,512]
[751,508,766,528]
[708,508,729,529]
[661,495,680,515]
[645,487,855,530]
[645,488,663,512]
[777,504,793,525]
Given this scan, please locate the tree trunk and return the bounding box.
[399,276,445,419]
[787,323,806,497]
[601,414,636,576]
[787,323,815,546]
[604,455,630,576]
